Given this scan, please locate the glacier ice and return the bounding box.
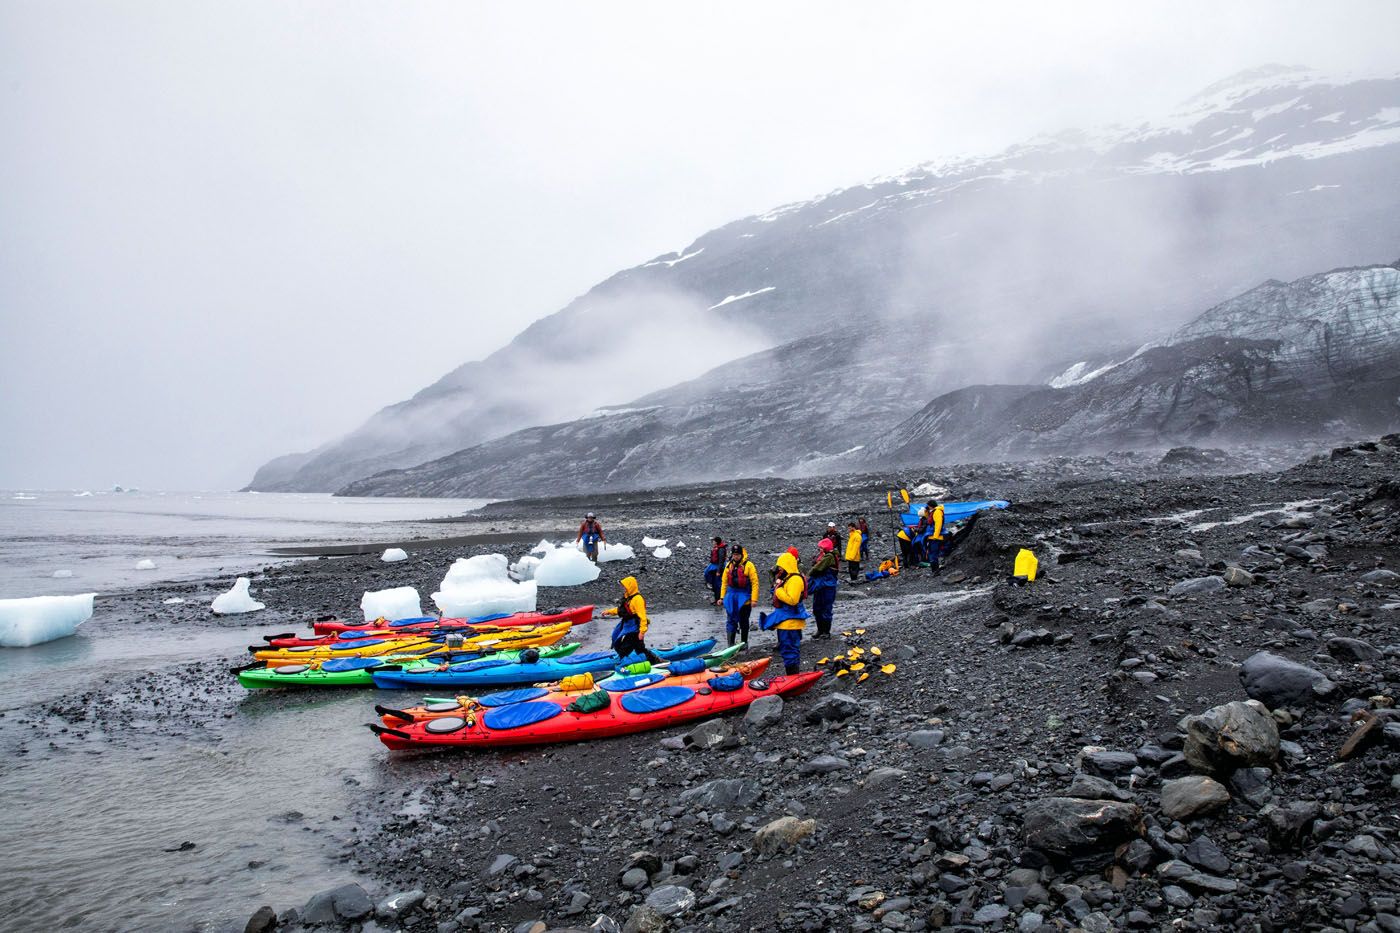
[211,577,265,615]
[380,547,408,563]
[642,536,668,548]
[911,482,949,498]
[676,540,687,549]
[361,586,423,622]
[0,593,96,647]
[52,569,73,579]
[597,542,635,563]
[534,546,602,587]
[135,558,157,571]
[433,554,537,618]
[652,546,673,559]
[163,597,185,605]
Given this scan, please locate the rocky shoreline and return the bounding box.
[9,440,1400,932]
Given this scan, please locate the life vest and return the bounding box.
[728,562,750,589]
[710,543,726,564]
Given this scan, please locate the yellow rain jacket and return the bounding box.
[719,549,759,604]
[603,575,649,637]
[926,504,945,541]
[772,552,806,631]
[844,529,863,562]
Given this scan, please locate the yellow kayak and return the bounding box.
[249,621,571,666]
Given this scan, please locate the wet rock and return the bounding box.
[1169,576,1225,597]
[800,754,850,774]
[754,816,816,854]
[620,868,648,890]
[743,694,783,728]
[1010,627,1052,647]
[1083,750,1138,777]
[865,767,908,788]
[1156,859,1238,893]
[1327,637,1383,663]
[1160,776,1231,821]
[1262,800,1321,851]
[678,778,762,810]
[245,906,276,933]
[376,889,426,920]
[622,905,667,933]
[643,885,695,917]
[1228,767,1274,807]
[484,853,518,879]
[303,883,373,924]
[806,692,862,723]
[1222,566,1254,587]
[624,851,662,877]
[684,718,732,749]
[1240,651,1338,706]
[1182,835,1231,874]
[905,729,945,749]
[1182,699,1279,773]
[1022,797,1143,856]
[1360,568,1400,585]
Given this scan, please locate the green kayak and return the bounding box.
[236,642,582,689]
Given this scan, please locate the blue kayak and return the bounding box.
[370,638,717,689]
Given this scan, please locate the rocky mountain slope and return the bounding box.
[873,262,1400,465]
[253,66,1400,494]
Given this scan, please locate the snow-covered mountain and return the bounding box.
[252,67,1400,495]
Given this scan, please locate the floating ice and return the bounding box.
[361,586,422,622]
[52,569,73,579]
[163,597,185,605]
[11,494,37,500]
[652,546,673,559]
[211,578,265,615]
[597,542,635,563]
[0,593,96,647]
[135,559,157,571]
[433,554,537,618]
[534,547,602,587]
[911,482,950,499]
[73,490,93,497]
[380,548,408,563]
[642,537,668,548]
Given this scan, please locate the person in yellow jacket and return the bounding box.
[922,501,946,571]
[844,521,864,583]
[603,576,660,663]
[718,543,759,647]
[758,551,808,675]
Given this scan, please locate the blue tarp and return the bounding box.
[898,499,1010,530]
[619,685,696,714]
[482,701,563,731]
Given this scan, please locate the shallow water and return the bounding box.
[0,607,729,931]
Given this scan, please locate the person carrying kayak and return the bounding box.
[758,551,808,675]
[576,512,606,562]
[845,521,864,583]
[718,543,758,647]
[808,538,838,639]
[705,536,726,604]
[604,576,661,663]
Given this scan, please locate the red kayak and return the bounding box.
[306,606,594,637]
[371,672,823,750]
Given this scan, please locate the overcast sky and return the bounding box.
[3,1,1398,490]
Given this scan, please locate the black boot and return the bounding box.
[784,662,800,675]
[739,621,750,646]
[726,631,736,647]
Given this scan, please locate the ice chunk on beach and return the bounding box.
[911,482,949,499]
[652,546,673,559]
[676,540,687,549]
[163,597,185,605]
[642,537,668,548]
[380,547,408,563]
[530,538,554,555]
[432,554,537,618]
[361,586,422,622]
[597,542,635,563]
[534,547,602,587]
[135,558,157,571]
[211,577,265,615]
[0,593,96,647]
[52,569,73,579]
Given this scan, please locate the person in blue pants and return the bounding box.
[758,551,808,675]
[807,538,838,639]
[704,536,726,604]
[575,512,606,562]
[718,543,758,646]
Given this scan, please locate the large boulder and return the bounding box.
[805,692,862,723]
[743,693,784,728]
[1182,700,1279,773]
[1239,651,1337,707]
[302,883,373,924]
[1327,637,1383,663]
[1022,797,1143,856]
[1159,776,1231,822]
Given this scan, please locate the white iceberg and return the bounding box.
[911,482,949,499]
[510,554,544,581]
[12,494,37,500]
[529,538,554,555]
[163,597,185,605]
[642,536,668,548]
[0,593,96,647]
[361,586,423,622]
[432,554,537,618]
[211,577,265,615]
[52,569,73,579]
[135,558,157,571]
[380,547,408,563]
[652,546,673,559]
[73,490,93,497]
[534,547,602,587]
[597,542,635,563]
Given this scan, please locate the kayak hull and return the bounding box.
[374,671,822,750]
[311,606,594,636]
[370,638,717,690]
[251,621,572,666]
[236,643,583,689]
